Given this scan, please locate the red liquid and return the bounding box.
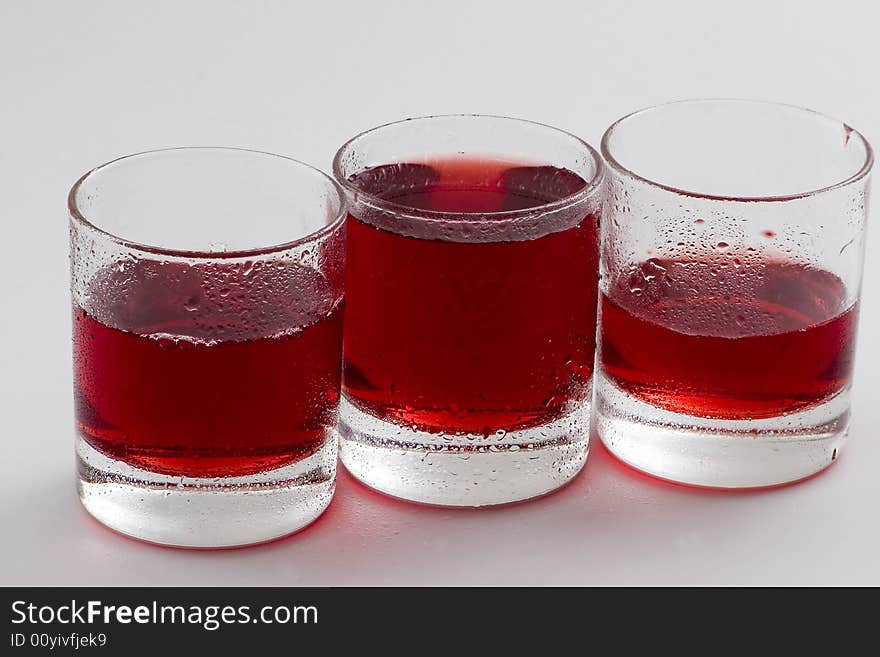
[343,159,599,434]
[600,257,857,419]
[73,260,343,477]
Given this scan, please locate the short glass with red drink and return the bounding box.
[597,100,873,488]
[333,115,604,506]
[69,147,345,546]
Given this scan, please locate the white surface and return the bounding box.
[1,0,878,585]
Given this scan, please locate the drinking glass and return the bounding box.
[333,115,604,505]
[597,100,873,488]
[69,147,346,546]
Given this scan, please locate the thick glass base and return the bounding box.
[76,434,336,548]
[595,372,849,489]
[338,395,590,506]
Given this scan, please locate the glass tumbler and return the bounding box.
[597,100,873,488]
[69,148,345,546]
[333,115,604,506]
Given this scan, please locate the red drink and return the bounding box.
[73,260,343,478]
[600,257,857,419]
[343,159,599,435]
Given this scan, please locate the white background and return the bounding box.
[2,0,878,585]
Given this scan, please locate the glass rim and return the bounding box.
[331,113,605,221]
[68,146,347,259]
[601,98,875,203]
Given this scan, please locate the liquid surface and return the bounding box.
[600,257,856,419]
[74,260,342,477]
[343,160,598,434]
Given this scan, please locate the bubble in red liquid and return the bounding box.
[500,166,586,204]
[353,163,439,198]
